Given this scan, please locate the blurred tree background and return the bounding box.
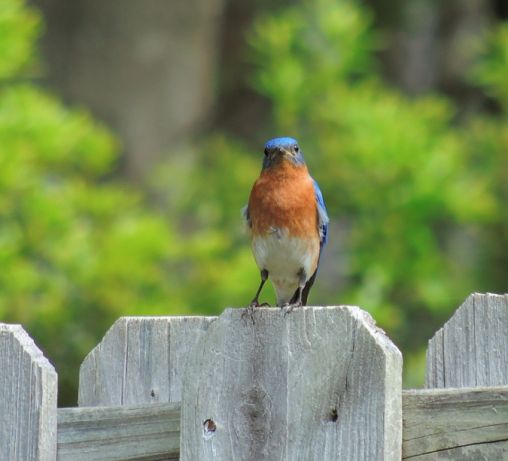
[1,0,507,404]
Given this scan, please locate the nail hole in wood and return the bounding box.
[203,418,217,439]
[328,408,338,422]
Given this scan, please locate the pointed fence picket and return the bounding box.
[0,324,57,461]
[0,293,507,460]
[402,293,508,459]
[179,306,402,460]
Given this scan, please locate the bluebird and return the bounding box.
[244,137,328,310]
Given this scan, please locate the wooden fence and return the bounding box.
[1,293,508,460]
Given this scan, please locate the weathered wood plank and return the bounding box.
[0,323,58,461]
[426,293,508,388]
[58,384,508,460]
[403,441,508,461]
[79,316,215,406]
[402,387,508,460]
[57,403,180,461]
[181,306,402,461]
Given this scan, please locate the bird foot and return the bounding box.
[241,306,256,325]
[282,301,303,317]
[242,301,271,325]
[249,300,271,308]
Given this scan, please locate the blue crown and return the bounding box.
[264,137,298,150]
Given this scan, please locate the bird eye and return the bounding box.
[264,148,269,156]
[294,145,299,153]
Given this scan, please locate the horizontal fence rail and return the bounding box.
[55,386,508,461]
[57,403,180,461]
[402,386,508,459]
[0,292,507,460]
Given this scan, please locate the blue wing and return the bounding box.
[241,205,251,228]
[312,178,329,247]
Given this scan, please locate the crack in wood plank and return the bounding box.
[403,437,508,460]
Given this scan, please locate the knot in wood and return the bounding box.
[233,386,272,453]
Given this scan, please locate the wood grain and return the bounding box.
[0,323,57,461]
[56,385,508,460]
[57,403,180,461]
[79,316,215,406]
[180,306,402,461]
[426,293,508,388]
[403,386,508,460]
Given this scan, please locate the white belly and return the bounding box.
[251,230,319,305]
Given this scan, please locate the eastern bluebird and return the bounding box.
[244,137,328,310]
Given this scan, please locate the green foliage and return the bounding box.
[249,0,496,354]
[0,0,40,79]
[250,0,379,128]
[0,0,188,404]
[247,1,508,384]
[3,0,508,401]
[470,24,508,108]
[464,24,508,291]
[156,0,508,386]
[152,137,269,310]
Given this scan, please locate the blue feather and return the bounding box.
[312,178,329,247]
[264,137,298,150]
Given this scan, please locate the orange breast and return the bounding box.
[248,161,318,239]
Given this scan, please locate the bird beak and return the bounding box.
[277,147,291,158]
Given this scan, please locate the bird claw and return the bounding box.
[282,302,303,317]
[242,301,271,325]
[249,300,271,308]
[241,305,256,325]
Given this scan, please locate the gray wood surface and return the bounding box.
[79,316,215,406]
[57,384,508,461]
[57,403,180,461]
[426,293,508,388]
[404,442,508,461]
[0,323,58,461]
[180,306,402,461]
[403,386,508,459]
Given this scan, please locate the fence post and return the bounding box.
[426,293,508,388]
[0,324,57,461]
[180,306,402,461]
[403,293,508,459]
[79,316,215,406]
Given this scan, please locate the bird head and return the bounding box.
[262,137,305,169]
